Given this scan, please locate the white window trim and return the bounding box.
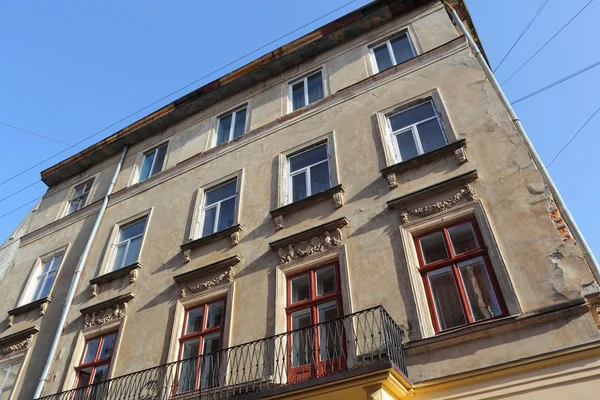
[189,170,244,241]
[387,100,447,163]
[0,349,31,400]
[108,219,146,272]
[287,144,332,203]
[398,200,521,339]
[199,181,238,238]
[19,244,70,306]
[277,131,340,207]
[287,69,326,113]
[98,209,153,277]
[214,105,249,147]
[138,143,169,183]
[65,179,94,216]
[57,174,99,220]
[369,30,417,74]
[130,141,171,186]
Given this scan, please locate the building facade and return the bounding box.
[1,1,599,399]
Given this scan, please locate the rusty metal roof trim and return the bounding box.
[41,0,436,187]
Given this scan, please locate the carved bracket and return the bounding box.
[6,316,13,329]
[386,173,398,190]
[183,249,192,264]
[276,228,343,264]
[454,147,467,164]
[181,268,234,298]
[84,302,127,328]
[400,184,477,224]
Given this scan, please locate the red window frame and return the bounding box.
[414,218,507,333]
[175,298,226,394]
[74,332,117,396]
[285,263,345,381]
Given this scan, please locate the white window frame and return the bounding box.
[198,179,238,238]
[288,70,324,112]
[0,360,22,398]
[108,217,147,272]
[19,246,68,306]
[387,100,447,163]
[369,31,416,74]
[287,143,331,204]
[65,179,94,216]
[215,106,248,146]
[30,254,62,302]
[138,143,168,182]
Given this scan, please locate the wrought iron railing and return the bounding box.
[38,306,406,400]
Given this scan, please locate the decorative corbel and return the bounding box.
[454,147,467,164]
[464,183,477,201]
[7,315,14,329]
[274,215,284,230]
[129,268,139,284]
[39,302,49,316]
[231,231,240,246]
[183,249,191,264]
[399,211,409,225]
[386,173,398,189]
[91,283,98,298]
[332,190,344,209]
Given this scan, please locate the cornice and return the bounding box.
[173,255,242,284]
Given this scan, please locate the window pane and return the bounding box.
[419,232,448,264]
[178,339,199,393]
[111,243,126,271]
[307,72,324,104]
[92,364,108,384]
[205,180,237,205]
[291,274,310,303]
[317,301,341,361]
[448,223,479,255]
[309,161,330,195]
[389,102,436,132]
[232,108,247,139]
[41,258,53,273]
[34,270,56,300]
[68,198,83,215]
[292,172,307,202]
[83,339,100,363]
[201,207,217,237]
[49,255,63,271]
[0,390,12,400]
[291,309,313,367]
[139,151,155,181]
[289,144,328,172]
[205,302,224,329]
[390,34,415,64]
[417,119,446,153]
[316,267,336,296]
[458,257,501,322]
[395,130,419,161]
[216,114,233,145]
[119,219,146,242]
[217,197,236,231]
[77,367,93,387]
[373,44,393,72]
[181,338,200,359]
[202,333,221,355]
[150,145,167,176]
[99,333,117,359]
[185,308,204,334]
[428,268,467,330]
[3,362,21,387]
[0,367,6,389]
[291,81,305,110]
[123,236,142,267]
[200,333,221,388]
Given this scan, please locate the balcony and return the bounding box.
[38,306,407,400]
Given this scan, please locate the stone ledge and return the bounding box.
[269,217,348,250]
[270,185,345,230]
[381,139,467,189]
[8,297,51,318]
[89,262,142,287]
[173,255,242,284]
[0,326,39,356]
[181,224,243,253]
[80,293,136,316]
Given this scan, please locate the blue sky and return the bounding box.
[1,0,599,257]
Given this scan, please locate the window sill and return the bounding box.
[381,139,467,189]
[180,224,243,254]
[270,184,345,230]
[89,262,142,296]
[7,297,52,325]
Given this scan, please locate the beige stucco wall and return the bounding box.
[0,3,598,399]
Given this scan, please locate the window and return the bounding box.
[370,32,415,73]
[177,300,225,393]
[27,254,63,303]
[75,332,117,397]
[288,143,331,203]
[415,220,505,333]
[216,107,247,146]
[66,180,93,215]
[286,264,343,381]
[138,143,168,182]
[199,180,237,238]
[109,218,147,272]
[289,70,324,111]
[387,101,447,162]
[0,361,22,399]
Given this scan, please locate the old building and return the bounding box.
[1,1,599,399]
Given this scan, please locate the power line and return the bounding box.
[500,0,596,86]
[0,181,42,204]
[511,59,600,105]
[0,121,71,146]
[493,0,548,72]
[0,196,41,220]
[0,0,358,191]
[133,0,232,58]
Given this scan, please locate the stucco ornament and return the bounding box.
[6,315,14,329]
[0,335,32,356]
[84,303,127,328]
[404,184,477,221]
[454,147,468,164]
[182,267,234,297]
[277,229,343,264]
[387,173,399,190]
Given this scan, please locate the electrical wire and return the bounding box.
[0,197,42,220]
[0,0,358,191]
[0,181,42,204]
[511,59,600,105]
[500,0,596,86]
[493,0,548,72]
[0,121,71,146]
